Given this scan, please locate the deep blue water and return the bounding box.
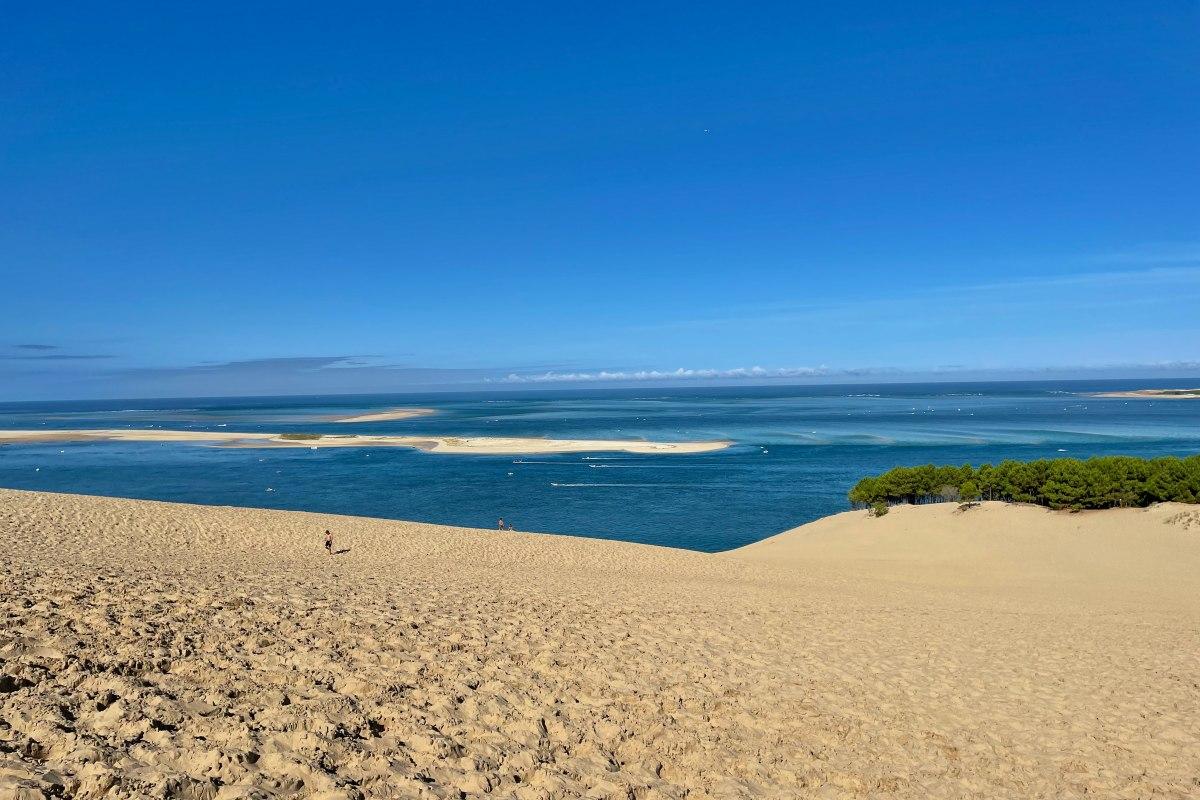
[2,379,1198,552]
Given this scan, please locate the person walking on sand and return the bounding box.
[324,529,333,556]
[497,518,506,531]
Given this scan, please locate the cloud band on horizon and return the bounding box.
[498,362,1200,384]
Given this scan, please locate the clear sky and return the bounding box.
[3,2,1198,399]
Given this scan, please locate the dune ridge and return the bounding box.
[2,490,1198,799]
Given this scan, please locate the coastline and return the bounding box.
[2,487,1197,797]
[0,429,732,455]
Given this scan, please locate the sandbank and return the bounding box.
[0,428,731,455]
[1092,388,1200,399]
[1,489,1197,798]
[331,407,437,423]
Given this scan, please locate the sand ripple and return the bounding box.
[1,490,1198,798]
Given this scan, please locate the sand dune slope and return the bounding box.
[1,491,1198,799]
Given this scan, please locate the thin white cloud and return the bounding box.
[626,265,1200,335]
[499,366,834,383]
[498,360,1200,385]
[949,265,1200,295]
[1086,242,1200,266]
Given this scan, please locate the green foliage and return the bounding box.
[279,433,324,440]
[848,455,1200,511]
[871,501,889,517]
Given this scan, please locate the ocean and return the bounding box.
[2,379,1198,552]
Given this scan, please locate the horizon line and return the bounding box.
[3,374,1199,406]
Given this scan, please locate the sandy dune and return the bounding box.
[1,491,1198,799]
[0,430,731,456]
[332,408,437,423]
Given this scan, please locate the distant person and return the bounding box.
[497,518,506,531]
[324,529,333,556]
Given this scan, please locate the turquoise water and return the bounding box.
[2,380,1198,551]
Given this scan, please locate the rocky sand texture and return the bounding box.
[1,490,1198,799]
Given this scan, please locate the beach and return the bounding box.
[4,386,1199,551]
[2,489,1197,799]
[0,430,730,456]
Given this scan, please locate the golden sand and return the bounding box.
[1092,388,1200,399]
[0,430,730,456]
[332,408,437,423]
[1,490,1198,798]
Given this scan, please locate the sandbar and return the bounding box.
[332,407,437,423]
[1092,388,1200,399]
[0,428,731,455]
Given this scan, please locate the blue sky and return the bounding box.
[2,2,1198,399]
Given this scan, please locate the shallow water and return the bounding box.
[2,379,1198,551]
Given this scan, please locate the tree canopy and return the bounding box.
[848,455,1200,511]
